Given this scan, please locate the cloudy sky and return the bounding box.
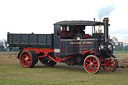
[0,0,128,41]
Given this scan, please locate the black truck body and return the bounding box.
[7,33,54,48]
[6,18,118,74]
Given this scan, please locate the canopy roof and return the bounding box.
[54,20,106,26]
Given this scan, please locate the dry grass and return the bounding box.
[0,52,128,85]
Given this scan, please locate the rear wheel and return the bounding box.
[101,55,118,72]
[19,50,37,68]
[84,55,101,74]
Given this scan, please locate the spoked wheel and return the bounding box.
[19,50,37,68]
[39,53,56,67]
[84,55,101,74]
[101,55,118,72]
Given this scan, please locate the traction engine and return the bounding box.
[7,17,118,74]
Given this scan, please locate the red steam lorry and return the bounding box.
[7,18,118,74]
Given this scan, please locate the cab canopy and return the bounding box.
[54,21,105,26]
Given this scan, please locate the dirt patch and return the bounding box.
[0,52,18,58]
[0,52,19,65]
[0,52,128,68]
[115,54,128,68]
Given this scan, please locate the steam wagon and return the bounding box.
[7,18,118,73]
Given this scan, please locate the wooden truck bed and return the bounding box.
[7,33,54,48]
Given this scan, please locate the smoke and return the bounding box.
[97,3,115,19]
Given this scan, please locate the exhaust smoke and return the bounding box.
[97,3,115,19]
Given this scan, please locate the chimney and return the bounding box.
[103,18,109,42]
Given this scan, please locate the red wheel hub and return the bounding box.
[20,52,32,68]
[84,55,100,73]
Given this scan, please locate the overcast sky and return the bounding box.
[0,0,128,41]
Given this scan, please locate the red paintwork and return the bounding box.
[82,50,96,55]
[22,47,116,73]
[82,50,89,55]
[23,48,54,57]
[62,43,65,47]
[83,34,91,39]
[84,55,99,73]
[59,30,67,39]
[70,45,85,47]
[48,55,74,62]
[23,48,54,53]
[20,51,32,68]
[22,47,74,63]
[100,57,116,71]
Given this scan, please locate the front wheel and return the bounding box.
[101,55,118,72]
[84,55,101,74]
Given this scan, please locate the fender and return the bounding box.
[17,50,23,59]
[80,50,100,64]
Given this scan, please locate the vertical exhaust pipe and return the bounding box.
[103,18,109,42]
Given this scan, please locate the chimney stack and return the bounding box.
[103,18,109,42]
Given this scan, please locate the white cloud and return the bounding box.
[109,0,128,41]
[0,0,128,41]
[0,0,99,40]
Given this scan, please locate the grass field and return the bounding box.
[0,52,128,85]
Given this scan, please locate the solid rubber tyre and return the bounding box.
[19,50,37,68]
[84,55,101,74]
